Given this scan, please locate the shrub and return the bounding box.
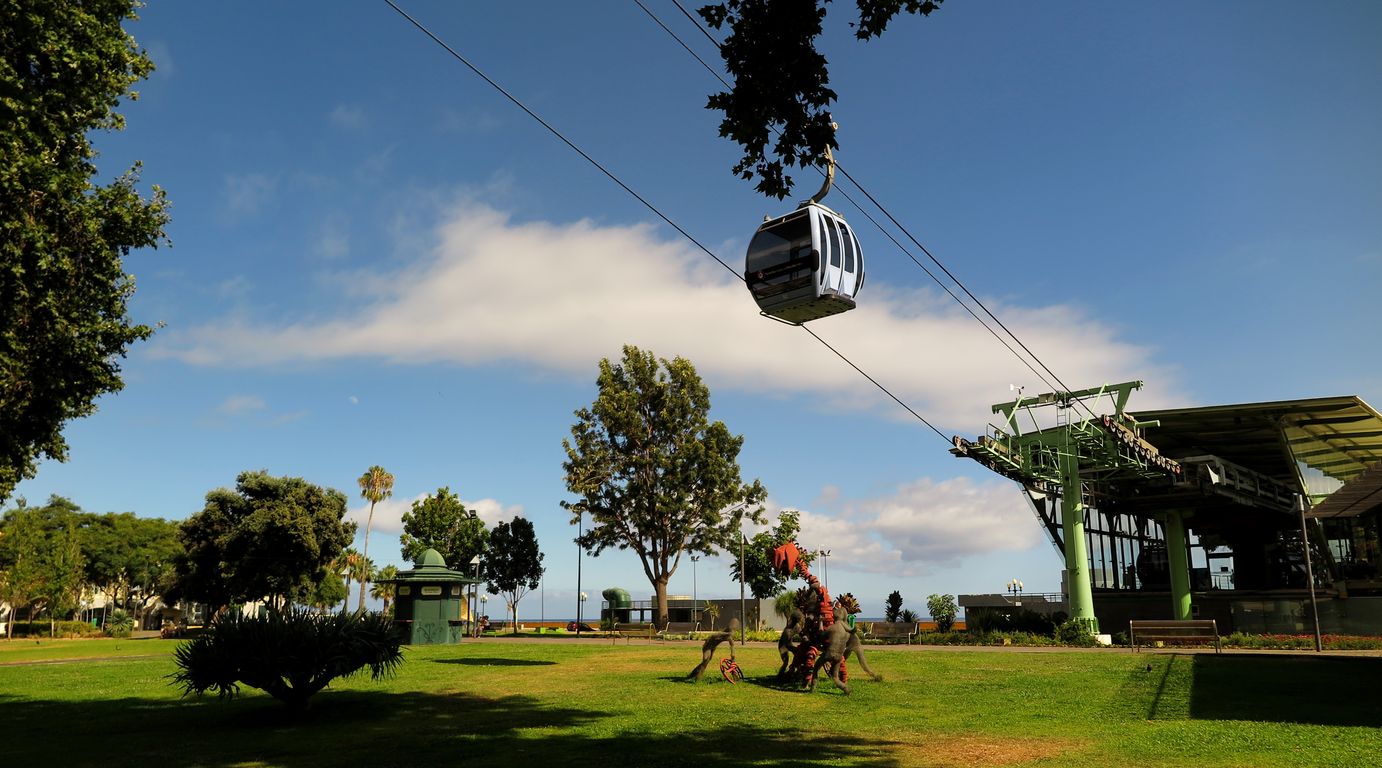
[926,594,958,632]
[105,609,134,638]
[171,606,403,712]
[1055,619,1099,647]
[9,619,104,638]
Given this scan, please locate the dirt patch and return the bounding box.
[887,734,1085,767]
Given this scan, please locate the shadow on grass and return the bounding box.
[1132,654,1382,727]
[431,657,557,667]
[1188,654,1382,727]
[0,690,899,767]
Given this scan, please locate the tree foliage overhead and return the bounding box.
[399,486,487,571]
[165,471,355,613]
[562,345,765,627]
[484,517,544,635]
[698,0,946,199]
[0,0,171,502]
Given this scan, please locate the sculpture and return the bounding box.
[772,542,881,695]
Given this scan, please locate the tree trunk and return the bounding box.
[359,500,376,613]
[654,576,670,630]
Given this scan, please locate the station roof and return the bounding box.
[1134,395,1382,518]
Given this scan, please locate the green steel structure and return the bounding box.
[954,388,1382,636]
[951,381,1182,633]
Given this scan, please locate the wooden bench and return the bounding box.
[1129,619,1221,653]
[657,621,698,640]
[864,621,919,644]
[612,622,654,643]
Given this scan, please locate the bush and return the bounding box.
[1055,619,1099,647]
[171,606,404,712]
[925,594,957,632]
[105,609,135,638]
[8,619,104,638]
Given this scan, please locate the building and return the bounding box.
[954,387,1382,636]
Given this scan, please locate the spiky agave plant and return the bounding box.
[171,605,403,712]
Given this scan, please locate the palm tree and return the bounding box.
[333,547,363,615]
[357,465,395,612]
[370,565,399,615]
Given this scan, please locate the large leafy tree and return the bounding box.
[484,517,543,635]
[0,496,86,636]
[399,487,487,572]
[729,509,814,599]
[166,471,355,614]
[562,345,766,629]
[698,0,946,199]
[0,0,171,502]
[356,465,393,612]
[79,511,180,611]
[0,501,53,636]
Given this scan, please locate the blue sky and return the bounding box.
[13,1,1380,619]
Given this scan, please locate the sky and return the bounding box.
[11,1,1381,620]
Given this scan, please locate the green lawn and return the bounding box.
[1,639,1378,767]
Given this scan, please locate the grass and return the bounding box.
[1,639,1379,767]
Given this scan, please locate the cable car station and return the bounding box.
[952,383,1382,637]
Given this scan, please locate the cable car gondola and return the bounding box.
[744,144,863,324]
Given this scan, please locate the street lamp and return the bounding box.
[470,554,482,636]
[576,509,584,637]
[1007,578,1024,607]
[578,591,588,636]
[690,555,700,630]
[480,593,489,632]
[818,549,832,592]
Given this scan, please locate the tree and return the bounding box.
[884,590,904,623]
[79,511,180,613]
[38,517,85,637]
[484,518,544,635]
[0,496,87,635]
[562,345,766,629]
[0,0,171,503]
[698,0,946,199]
[730,509,813,599]
[927,593,958,632]
[0,502,48,637]
[332,547,364,614]
[399,487,487,571]
[371,565,399,615]
[166,471,355,613]
[299,567,348,614]
[356,465,394,612]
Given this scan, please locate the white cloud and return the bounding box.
[159,199,1181,428]
[348,395,360,405]
[221,173,276,218]
[786,476,1042,579]
[329,104,365,130]
[215,394,266,415]
[466,497,525,527]
[345,493,523,539]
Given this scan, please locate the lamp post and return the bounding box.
[576,509,584,637]
[1007,578,1024,607]
[691,555,700,630]
[819,549,832,592]
[470,554,482,637]
[479,593,488,633]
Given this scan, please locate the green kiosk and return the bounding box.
[391,548,482,645]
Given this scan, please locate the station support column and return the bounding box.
[1060,435,1098,634]
[1164,510,1193,621]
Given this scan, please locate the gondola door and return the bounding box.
[837,218,861,297]
[819,210,844,295]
